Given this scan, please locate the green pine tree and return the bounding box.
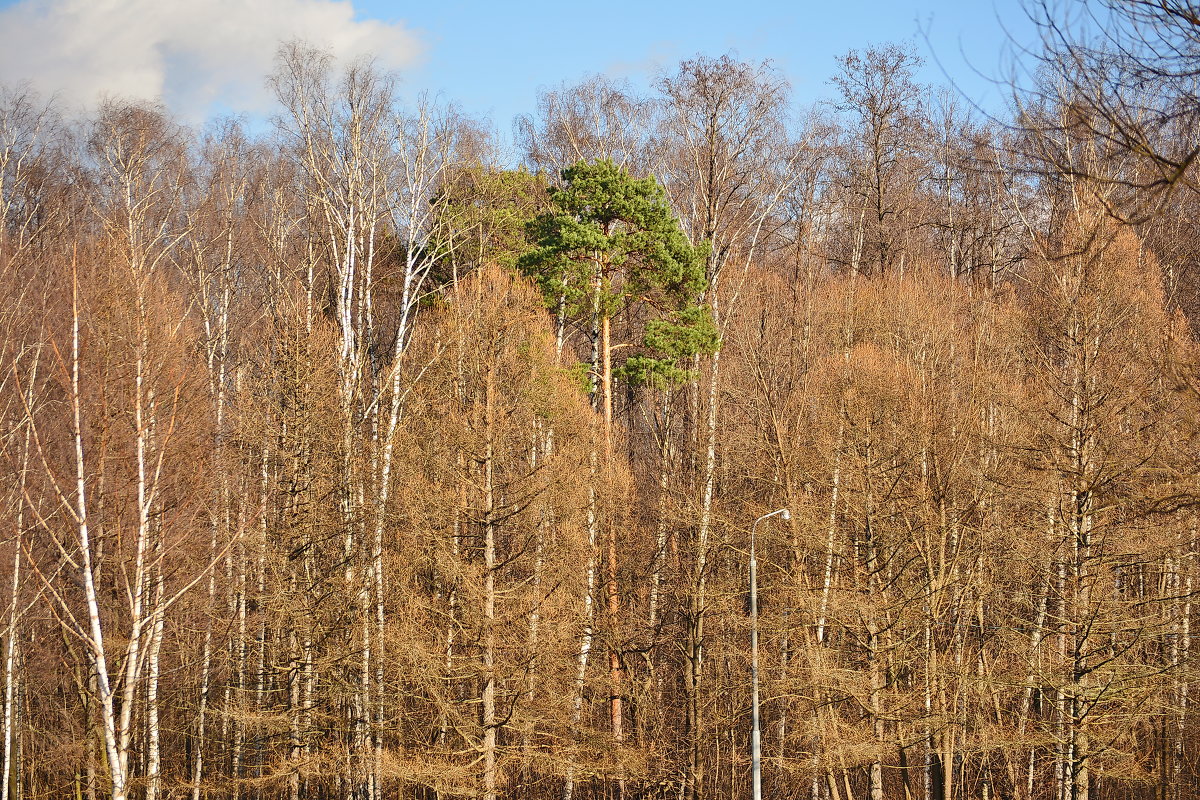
[519,159,717,412]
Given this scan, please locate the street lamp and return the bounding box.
[750,508,789,800]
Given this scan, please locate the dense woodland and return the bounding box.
[5,4,1200,800]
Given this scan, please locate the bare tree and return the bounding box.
[828,43,928,277]
[516,75,656,177]
[656,53,795,800]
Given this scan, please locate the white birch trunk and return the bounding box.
[145,568,165,800]
[816,421,844,645]
[2,351,35,800]
[562,469,599,800]
[69,266,128,800]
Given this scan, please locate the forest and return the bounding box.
[3,3,1200,800]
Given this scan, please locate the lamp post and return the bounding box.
[751,508,789,800]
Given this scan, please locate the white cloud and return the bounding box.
[0,0,425,120]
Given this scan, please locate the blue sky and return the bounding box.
[380,0,1039,123]
[0,0,1041,134]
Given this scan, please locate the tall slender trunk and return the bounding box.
[482,359,498,800]
[600,305,625,788]
[566,271,602,799]
[114,289,155,793]
[687,295,722,800]
[191,350,228,799]
[816,421,844,645]
[1055,554,1068,800]
[1020,567,1050,800]
[0,570,18,800]
[649,389,672,630]
[864,465,884,800]
[868,620,884,800]
[191,515,217,800]
[562,466,599,800]
[924,603,935,800]
[3,354,35,800]
[288,615,302,800]
[69,262,127,800]
[365,258,416,799]
[1067,305,1092,800]
[523,423,548,783]
[1172,533,1192,796]
[642,388,675,750]
[145,568,165,800]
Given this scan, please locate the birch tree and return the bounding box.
[656,55,794,800]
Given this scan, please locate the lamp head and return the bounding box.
[780,509,791,521]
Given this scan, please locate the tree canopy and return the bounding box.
[520,158,716,387]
